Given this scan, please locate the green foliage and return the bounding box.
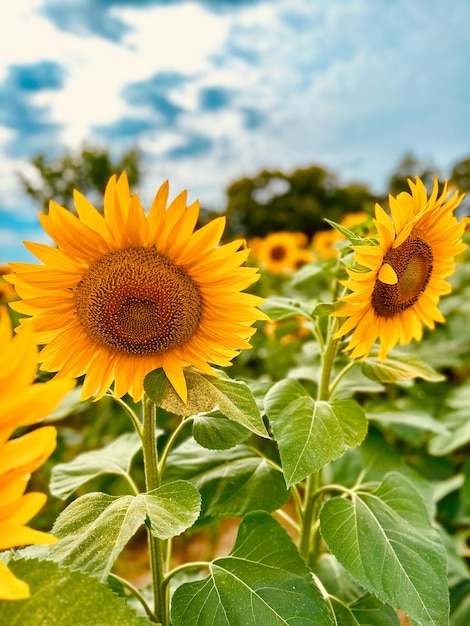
[145,368,268,438]
[221,165,376,238]
[320,472,449,626]
[171,512,333,626]
[50,432,143,499]
[164,439,289,518]
[265,379,368,487]
[0,559,150,625]
[48,481,200,580]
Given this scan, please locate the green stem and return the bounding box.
[299,472,320,559]
[299,318,340,565]
[109,394,144,440]
[162,562,211,590]
[142,394,167,626]
[109,573,155,621]
[158,415,193,479]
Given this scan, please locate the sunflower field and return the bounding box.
[1,174,469,626]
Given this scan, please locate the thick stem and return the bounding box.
[299,472,320,559]
[299,319,340,565]
[142,394,167,626]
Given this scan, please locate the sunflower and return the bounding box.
[0,308,74,600]
[256,231,310,274]
[334,178,467,359]
[7,174,266,403]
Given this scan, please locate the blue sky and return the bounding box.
[1,0,469,263]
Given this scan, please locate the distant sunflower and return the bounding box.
[334,178,467,359]
[0,308,74,600]
[257,231,309,274]
[8,174,266,403]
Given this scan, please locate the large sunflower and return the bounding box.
[8,173,266,403]
[334,178,467,359]
[0,308,74,600]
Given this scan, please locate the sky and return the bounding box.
[1,0,469,263]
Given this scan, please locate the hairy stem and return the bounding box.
[142,394,167,625]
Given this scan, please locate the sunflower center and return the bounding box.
[75,247,203,354]
[372,236,433,317]
[270,245,287,261]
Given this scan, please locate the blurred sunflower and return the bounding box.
[254,231,312,274]
[0,308,74,600]
[7,173,266,403]
[334,178,467,359]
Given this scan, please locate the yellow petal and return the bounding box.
[377,263,398,285]
[0,560,30,600]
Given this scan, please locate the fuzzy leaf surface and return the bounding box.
[171,512,332,626]
[145,369,268,437]
[164,438,289,518]
[50,481,200,579]
[362,350,444,383]
[50,432,143,499]
[320,472,449,626]
[192,410,251,449]
[265,379,367,486]
[0,558,149,625]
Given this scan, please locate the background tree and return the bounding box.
[386,153,440,195]
[18,145,141,212]
[216,165,376,240]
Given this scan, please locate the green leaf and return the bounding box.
[362,349,444,383]
[265,379,368,487]
[143,480,201,539]
[259,295,317,322]
[320,472,449,626]
[368,410,449,435]
[330,595,399,626]
[50,493,147,580]
[171,512,333,626]
[428,409,470,456]
[164,439,289,518]
[0,558,149,625]
[192,410,251,449]
[208,375,269,438]
[324,218,376,246]
[50,432,143,499]
[290,261,323,286]
[145,369,268,438]
[50,482,200,579]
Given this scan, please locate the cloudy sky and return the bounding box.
[1,0,469,263]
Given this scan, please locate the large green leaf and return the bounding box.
[164,438,289,518]
[171,512,333,626]
[143,480,201,539]
[362,349,444,383]
[192,410,251,449]
[320,472,449,626]
[50,493,146,580]
[50,481,200,579]
[145,369,268,438]
[50,432,143,499]
[265,379,367,487]
[0,558,149,625]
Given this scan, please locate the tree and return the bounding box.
[386,153,439,195]
[18,145,142,212]
[220,165,376,239]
